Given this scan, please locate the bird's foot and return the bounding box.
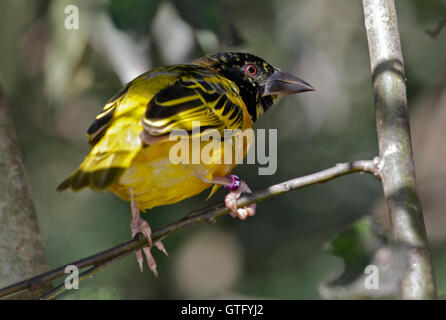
[131,216,168,276]
[224,175,256,220]
[201,174,256,220]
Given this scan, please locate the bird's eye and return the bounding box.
[244,64,258,76]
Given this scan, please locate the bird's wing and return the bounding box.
[142,68,250,137]
[86,83,130,147]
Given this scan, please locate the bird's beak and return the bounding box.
[262,69,315,97]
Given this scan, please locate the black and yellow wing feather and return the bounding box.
[142,66,248,136]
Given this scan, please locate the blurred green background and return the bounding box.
[1,0,446,299]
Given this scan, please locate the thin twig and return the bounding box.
[0,160,378,300]
[39,249,136,300]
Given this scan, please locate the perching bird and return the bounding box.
[57,52,314,275]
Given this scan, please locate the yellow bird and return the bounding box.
[57,52,314,275]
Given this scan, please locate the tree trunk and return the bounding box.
[362,0,437,299]
[0,85,50,299]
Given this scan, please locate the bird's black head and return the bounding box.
[194,52,314,121]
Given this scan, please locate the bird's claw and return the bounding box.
[131,216,167,276]
[131,216,152,247]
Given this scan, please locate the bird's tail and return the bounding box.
[57,155,129,192]
[57,126,142,192]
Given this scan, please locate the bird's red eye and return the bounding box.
[245,64,258,76]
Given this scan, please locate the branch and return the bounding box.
[0,160,378,299]
[0,85,51,299]
[362,0,437,299]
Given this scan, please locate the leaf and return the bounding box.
[170,0,244,46]
[109,0,161,35]
[320,216,408,299]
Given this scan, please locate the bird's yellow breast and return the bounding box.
[110,139,236,210]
